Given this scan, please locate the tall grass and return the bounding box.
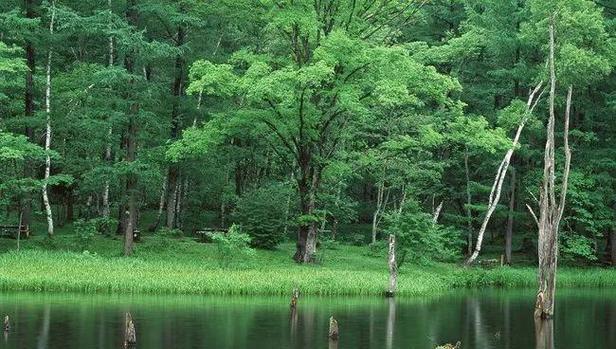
[0,236,614,297]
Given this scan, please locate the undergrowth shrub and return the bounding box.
[234,183,294,249]
[73,219,97,251]
[385,199,462,266]
[209,224,254,267]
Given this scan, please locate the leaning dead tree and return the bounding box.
[465,81,545,265]
[531,18,572,319]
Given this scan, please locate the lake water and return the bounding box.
[0,289,615,348]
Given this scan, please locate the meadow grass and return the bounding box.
[0,234,614,297]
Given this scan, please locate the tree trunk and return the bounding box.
[386,234,397,297]
[535,18,572,319]
[124,115,137,256]
[466,81,544,265]
[42,0,56,237]
[505,166,516,265]
[22,0,37,230]
[294,169,318,263]
[165,23,186,229]
[148,178,166,231]
[432,201,443,224]
[102,0,114,218]
[464,147,473,255]
[123,0,139,256]
[292,142,322,263]
[165,168,179,229]
[371,183,383,244]
[371,182,388,244]
[610,227,616,266]
[65,187,74,222]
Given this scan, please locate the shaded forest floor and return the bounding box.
[0,230,615,297]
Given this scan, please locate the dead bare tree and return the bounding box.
[465,81,545,265]
[531,17,572,319]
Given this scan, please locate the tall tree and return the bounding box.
[123,0,139,256]
[183,1,460,262]
[533,18,572,319]
[42,0,56,237]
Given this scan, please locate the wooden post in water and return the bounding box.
[124,312,136,348]
[3,315,9,332]
[385,234,397,297]
[328,316,339,341]
[290,288,299,309]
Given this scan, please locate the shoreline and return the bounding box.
[1,248,614,298]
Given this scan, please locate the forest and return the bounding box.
[2,0,614,264]
[1,0,616,348]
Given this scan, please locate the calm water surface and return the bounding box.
[0,289,615,348]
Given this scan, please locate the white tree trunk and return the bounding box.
[386,234,397,297]
[372,183,389,243]
[42,1,56,237]
[432,201,443,224]
[465,81,544,264]
[102,126,112,218]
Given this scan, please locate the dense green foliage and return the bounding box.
[0,0,614,270]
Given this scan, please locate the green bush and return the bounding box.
[73,219,97,251]
[209,224,255,267]
[349,233,366,246]
[234,183,293,249]
[89,217,117,236]
[157,227,184,238]
[560,234,597,263]
[385,200,461,266]
[366,240,387,257]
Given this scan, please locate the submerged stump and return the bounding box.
[385,234,397,297]
[435,341,461,349]
[290,288,299,309]
[124,312,136,348]
[328,316,339,341]
[3,315,9,332]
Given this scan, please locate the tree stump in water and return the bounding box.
[290,288,299,308]
[3,315,9,332]
[435,341,461,349]
[124,312,136,348]
[534,290,545,319]
[328,316,339,341]
[385,234,397,297]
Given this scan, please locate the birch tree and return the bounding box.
[465,81,544,264]
[42,0,56,237]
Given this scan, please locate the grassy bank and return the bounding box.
[0,235,615,296]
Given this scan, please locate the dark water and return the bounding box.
[0,289,615,349]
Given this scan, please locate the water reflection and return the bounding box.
[534,318,554,349]
[0,289,614,349]
[385,298,394,349]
